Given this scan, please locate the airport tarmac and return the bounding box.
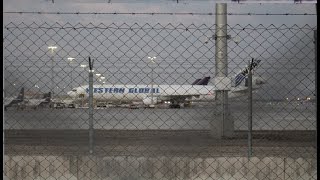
[4,101,316,180]
[4,101,316,130]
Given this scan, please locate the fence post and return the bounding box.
[248,59,253,158]
[88,57,94,154]
[314,30,317,152]
[214,3,233,138]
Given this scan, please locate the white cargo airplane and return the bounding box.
[67,60,264,108]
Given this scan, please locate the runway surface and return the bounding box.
[4,101,316,130]
[4,129,316,158]
[4,101,316,158]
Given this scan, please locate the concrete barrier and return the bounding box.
[4,155,317,180]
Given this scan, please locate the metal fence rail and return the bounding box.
[3,22,317,180]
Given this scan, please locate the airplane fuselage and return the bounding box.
[67,83,261,104]
[68,84,215,102]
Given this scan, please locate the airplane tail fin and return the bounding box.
[235,59,261,87]
[196,77,211,85]
[17,87,24,100]
[191,79,202,85]
[191,77,211,85]
[43,92,51,102]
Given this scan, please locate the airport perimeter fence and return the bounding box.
[3,22,317,179]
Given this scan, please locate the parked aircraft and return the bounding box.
[4,88,24,111]
[67,60,264,108]
[24,92,51,109]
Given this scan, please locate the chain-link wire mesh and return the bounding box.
[4,22,316,179]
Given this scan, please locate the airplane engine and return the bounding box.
[142,97,158,105]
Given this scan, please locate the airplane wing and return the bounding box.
[25,99,44,106]
[232,88,248,94]
[3,98,14,106]
[151,84,214,104]
[157,95,194,101]
[25,92,51,106]
[4,88,24,109]
[154,93,208,104]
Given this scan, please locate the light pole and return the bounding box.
[148,56,156,107]
[68,57,75,89]
[48,46,57,106]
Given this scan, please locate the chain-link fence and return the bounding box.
[4,22,316,179]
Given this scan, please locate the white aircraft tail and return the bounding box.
[234,59,261,87]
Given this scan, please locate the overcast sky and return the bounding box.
[3,0,317,26]
[3,1,317,100]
